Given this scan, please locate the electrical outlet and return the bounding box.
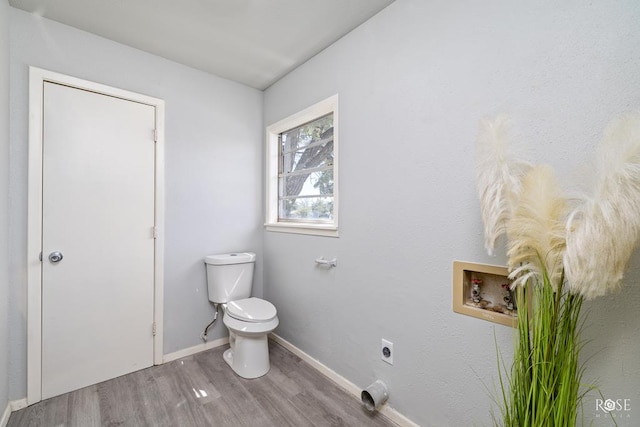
[381,339,393,365]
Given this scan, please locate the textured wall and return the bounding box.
[1,0,11,416]
[8,8,263,400]
[263,1,640,425]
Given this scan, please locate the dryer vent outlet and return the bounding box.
[381,339,393,365]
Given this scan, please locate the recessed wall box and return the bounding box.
[452,261,517,328]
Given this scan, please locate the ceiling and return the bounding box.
[9,0,395,90]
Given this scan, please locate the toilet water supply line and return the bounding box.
[200,303,220,342]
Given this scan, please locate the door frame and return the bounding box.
[27,67,165,404]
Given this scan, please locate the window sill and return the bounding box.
[265,222,339,238]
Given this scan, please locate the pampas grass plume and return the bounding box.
[507,165,567,288]
[564,112,640,299]
[476,115,530,255]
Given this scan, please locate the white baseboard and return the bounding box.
[10,399,27,412]
[162,336,229,363]
[269,334,419,427]
[0,402,10,427]
[1,398,28,427]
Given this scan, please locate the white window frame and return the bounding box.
[265,94,339,237]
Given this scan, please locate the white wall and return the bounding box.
[8,8,263,400]
[1,0,11,416]
[263,1,640,425]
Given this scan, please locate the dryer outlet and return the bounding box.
[381,339,393,365]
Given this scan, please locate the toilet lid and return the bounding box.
[226,297,277,323]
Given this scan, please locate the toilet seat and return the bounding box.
[226,297,277,323]
[223,313,279,336]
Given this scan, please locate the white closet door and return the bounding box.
[41,81,156,399]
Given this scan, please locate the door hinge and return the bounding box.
[153,129,158,142]
[152,322,157,336]
[153,226,158,239]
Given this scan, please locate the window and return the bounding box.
[265,95,338,236]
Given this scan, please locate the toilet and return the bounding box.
[204,252,278,379]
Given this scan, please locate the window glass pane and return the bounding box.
[279,196,334,221]
[278,112,334,223]
[280,113,333,174]
[280,170,333,198]
[281,113,333,150]
[281,143,333,174]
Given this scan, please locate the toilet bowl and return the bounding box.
[204,252,279,379]
[222,297,279,379]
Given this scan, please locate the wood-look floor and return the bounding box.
[9,341,396,426]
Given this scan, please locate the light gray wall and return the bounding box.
[8,8,263,399]
[263,0,640,425]
[1,0,11,415]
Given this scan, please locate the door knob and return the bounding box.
[49,251,64,263]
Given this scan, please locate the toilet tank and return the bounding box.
[204,252,256,303]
